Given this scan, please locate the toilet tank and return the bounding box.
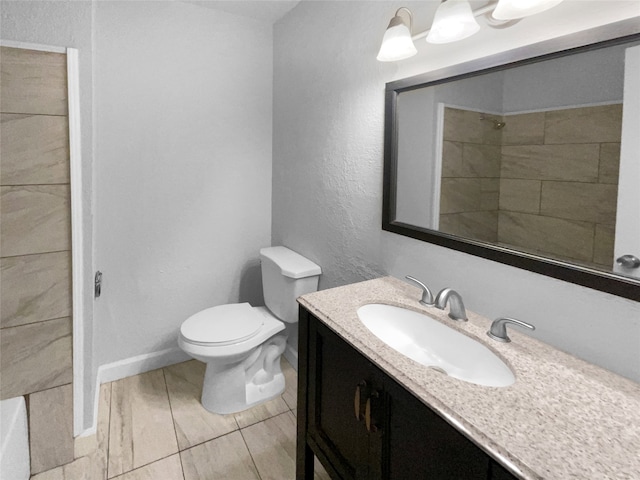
[260,246,321,324]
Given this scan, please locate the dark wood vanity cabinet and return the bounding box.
[297,307,520,480]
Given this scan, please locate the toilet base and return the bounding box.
[200,334,287,414]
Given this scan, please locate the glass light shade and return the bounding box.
[492,0,564,20]
[426,0,480,44]
[377,16,417,62]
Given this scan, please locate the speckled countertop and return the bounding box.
[297,276,640,480]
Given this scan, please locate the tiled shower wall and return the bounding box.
[440,104,620,270]
[0,47,75,473]
[498,104,620,269]
[439,107,502,243]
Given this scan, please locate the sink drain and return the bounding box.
[428,366,448,375]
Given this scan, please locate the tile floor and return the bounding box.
[31,358,329,480]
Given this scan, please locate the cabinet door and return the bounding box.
[308,321,381,479]
[384,375,490,479]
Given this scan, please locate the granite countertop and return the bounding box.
[297,276,640,480]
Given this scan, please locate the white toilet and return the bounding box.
[178,246,321,414]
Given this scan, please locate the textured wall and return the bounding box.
[273,1,640,381]
[93,1,273,366]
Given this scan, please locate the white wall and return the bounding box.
[94,1,273,368]
[273,1,640,382]
[1,0,96,432]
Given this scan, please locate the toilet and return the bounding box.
[178,246,321,414]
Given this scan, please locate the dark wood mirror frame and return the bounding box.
[382,22,640,302]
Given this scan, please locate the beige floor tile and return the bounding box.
[29,451,105,480]
[74,433,98,460]
[92,382,112,479]
[314,457,331,480]
[111,454,183,480]
[108,370,178,478]
[34,383,112,480]
[29,384,74,474]
[180,431,259,480]
[281,357,297,410]
[63,453,105,480]
[163,361,238,450]
[233,393,290,429]
[241,411,297,480]
[31,467,65,480]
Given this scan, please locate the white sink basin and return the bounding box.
[357,304,515,387]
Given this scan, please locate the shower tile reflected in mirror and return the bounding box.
[439,104,620,270]
[440,107,503,244]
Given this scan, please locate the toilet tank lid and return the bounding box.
[260,246,321,279]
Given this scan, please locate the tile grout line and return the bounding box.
[107,452,185,480]
[161,368,186,480]
[0,111,68,117]
[0,248,71,260]
[238,424,264,480]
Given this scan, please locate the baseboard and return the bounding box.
[77,347,190,437]
[98,347,191,384]
[283,344,298,371]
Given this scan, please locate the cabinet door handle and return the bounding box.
[365,397,371,431]
[365,391,379,433]
[354,381,366,419]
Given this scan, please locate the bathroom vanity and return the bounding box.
[295,277,640,480]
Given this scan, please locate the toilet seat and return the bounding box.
[180,303,264,346]
[179,305,285,362]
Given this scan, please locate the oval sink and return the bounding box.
[357,304,515,387]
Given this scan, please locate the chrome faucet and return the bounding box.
[434,288,467,321]
[405,276,435,307]
[487,317,535,343]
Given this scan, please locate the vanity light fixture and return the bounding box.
[492,0,565,20]
[426,0,480,44]
[376,7,418,62]
[377,0,566,61]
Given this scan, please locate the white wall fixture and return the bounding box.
[377,0,566,60]
[426,0,480,44]
[493,0,565,20]
[376,7,417,61]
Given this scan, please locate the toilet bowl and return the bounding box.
[178,246,321,414]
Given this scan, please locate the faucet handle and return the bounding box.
[405,276,435,307]
[487,317,535,343]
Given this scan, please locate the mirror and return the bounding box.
[383,25,640,301]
